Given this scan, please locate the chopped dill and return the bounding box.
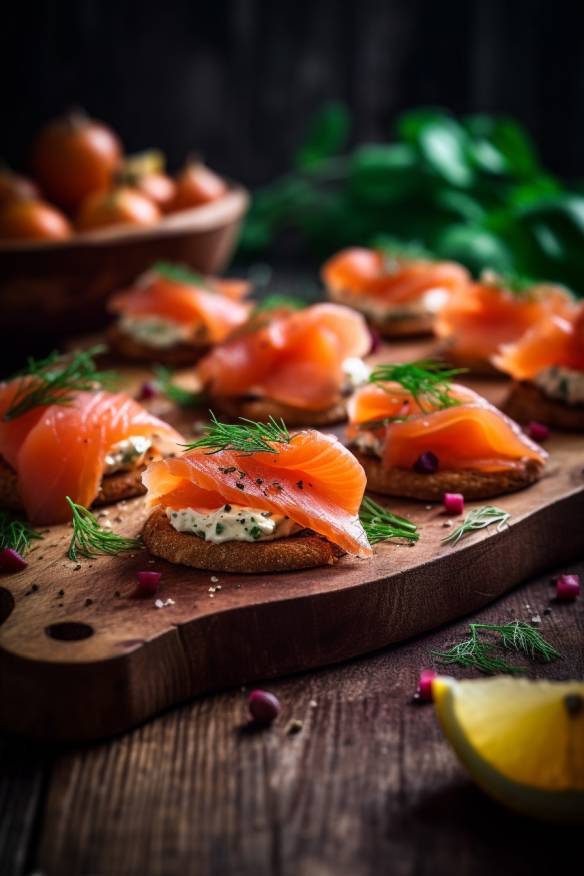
[442,505,510,546]
[183,412,291,456]
[3,347,115,421]
[0,511,44,555]
[368,360,466,414]
[254,294,305,312]
[66,498,141,561]
[151,260,209,288]
[153,366,203,407]
[432,621,561,674]
[359,496,419,545]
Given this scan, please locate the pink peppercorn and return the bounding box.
[248,689,281,724]
[136,570,161,595]
[0,548,27,573]
[414,451,439,474]
[416,669,438,702]
[443,492,464,515]
[556,574,580,601]
[368,327,382,355]
[527,421,550,442]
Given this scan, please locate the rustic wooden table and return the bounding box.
[1,556,582,876]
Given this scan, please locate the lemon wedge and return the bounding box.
[433,676,584,821]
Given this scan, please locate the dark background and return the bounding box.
[2,0,583,185]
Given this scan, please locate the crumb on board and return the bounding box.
[154,598,175,609]
[285,719,303,735]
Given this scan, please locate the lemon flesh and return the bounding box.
[433,676,584,821]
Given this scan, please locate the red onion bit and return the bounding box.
[368,327,382,355]
[556,574,580,601]
[414,451,439,474]
[136,570,161,595]
[415,669,437,703]
[139,381,158,401]
[527,421,550,442]
[443,492,464,515]
[248,689,281,724]
[0,547,28,573]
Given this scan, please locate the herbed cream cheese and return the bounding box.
[534,366,584,405]
[349,430,384,458]
[104,436,152,475]
[166,504,301,544]
[342,357,371,389]
[119,315,195,349]
[332,287,449,321]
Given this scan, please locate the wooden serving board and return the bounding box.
[0,346,583,742]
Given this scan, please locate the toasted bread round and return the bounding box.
[503,381,584,431]
[327,287,434,338]
[0,450,160,513]
[437,344,500,377]
[107,323,209,367]
[214,396,347,427]
[351,450,543,500]
[142,507,342,573]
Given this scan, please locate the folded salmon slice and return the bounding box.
[321,247,469,304]
[348,382,546,473]
[143,429,372,557]
[435,278,575,360]
[109,272,251,343]
[494,304,584,380]
[196,303,371,410]
[0,387,183,524]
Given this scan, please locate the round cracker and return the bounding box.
[214,396,347,427]
[503,381,584,431]
[142,507,342,573]
[107,323,209,367]
[351,449,543,501]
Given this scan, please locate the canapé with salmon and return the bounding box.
[495,302,584,430]
[346,361,547,500]
[195,302,372,426]
[321,246,469,337]
[0,349,182,524]
[142,414,372,573]
[107,261,252,366]
[435,271,574,374]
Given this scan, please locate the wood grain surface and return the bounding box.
[1,350,583,742]
[1,558,582,876]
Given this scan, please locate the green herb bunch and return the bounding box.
[239,103,583,293]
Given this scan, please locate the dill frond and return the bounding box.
[183,412,291,456]
[359,496,419,545]
[0,511,44,555]
[368,360,466,413]
[442,505,510,546]
[66,498,141,561]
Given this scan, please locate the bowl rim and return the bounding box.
[0,183,249,254]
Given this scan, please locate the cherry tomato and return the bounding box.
[135,172,176,212]
[31,110,122,209]
[170,161,227,211]
[76,186,161,232]
[0,199,72,241]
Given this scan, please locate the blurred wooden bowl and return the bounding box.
[0,184,249,339]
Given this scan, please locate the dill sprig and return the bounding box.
[442,505,510,546]
[151,260,209,288]
[368,360,466,414]
[254,294,305,312]
[153,366,203,407]
[183,412,291,456]
[359,496,419,545]
[432,621,561,674]
[0,511,44,555]
[66,498,141,561]
[3,346,115,422]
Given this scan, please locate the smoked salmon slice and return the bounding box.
[0,387,183,524]
[494,303,584,380]
[435,274,575,362]
[109,267,252,343]
[143,427,372,557]
[196,303,371,410]
[347,381,546,473]
[321,247,469,304]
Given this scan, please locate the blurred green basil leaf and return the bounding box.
[433,224,514,275]
[295,102,350,170]
[398,109,474,187]
[349,143,419,204]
